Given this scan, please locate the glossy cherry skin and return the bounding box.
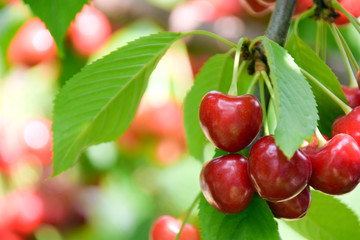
[267,186,311,220]
[293,0,313,16]
[341,85,360,108]
[302,134,360,195]
[241,0,271,16]
[332,106,360,146]
[68,4,111,56]
[335,0,360,26]
[7,18,57,66]
[150,215,201,240]
[199,91,262,152]
[248,135,312,202]
[200,154,254,214]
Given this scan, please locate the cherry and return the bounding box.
[200,154,254,214]
[150,215,201,240]
[199,91,262,152]
[302,134,360,195]
[241,0,271,16]
[248,135,312,202]
[7,18,57,66]
[303,133,329,147]
[293,0,313,16]
[334,0,360,26]
[267,186,311,220]
[21,118,53,165]
[332,106,360,146]
[341,85,360,108]
[258,0,276,6]
[68,4,111,57]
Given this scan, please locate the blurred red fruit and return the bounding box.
[69,4,112,56]
[335,0,360,26]
[8,18,57,66]
[241,0,271,16]
[293,0,313,16]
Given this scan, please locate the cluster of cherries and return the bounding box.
[199,86,360,220]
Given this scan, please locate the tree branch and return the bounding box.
[266,0,298,46]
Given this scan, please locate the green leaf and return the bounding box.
[286,34,346,136]
[262,37,318,158]
[286,191,360,240]
[52,32,182,176]
[199,194,280,240]
[23,0,88,55]
[184,54,233,161]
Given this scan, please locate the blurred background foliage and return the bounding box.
[0,0,359,239]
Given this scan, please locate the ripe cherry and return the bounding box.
[241,0,271,16]
[248,135,312,202]
[332,106,360,146]
[199,91,262,152]
[150,215,201,240]
[341,85,360,108]
[200,154,254,214]
[7,18,57,66]
[302,134,360,195]
[267,186,311,220]
[68,4,111,57]
[334,0,360,26]
[293,0,313,16]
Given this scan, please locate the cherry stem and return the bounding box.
[315,127,327,147]
[300,68,352,114]
[246,71,260,94]
[229,39,246,96]
[321,20,327,61]
[334,26,359,72]
[331,0,360,34]
[328,24,358,88]
[248,36,264,55]
[260,71,276,103]
[175,192,202,240]
[293,6,315,36]
[259,77,270,136]
[182,30,237,49]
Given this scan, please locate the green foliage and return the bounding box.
[52,32,182,176]
[199,194,280,240]
[286,191,360,240]
[184,54,234,161]
[286,34,346,136]
[262,37,318,158]
[23,0,88,55]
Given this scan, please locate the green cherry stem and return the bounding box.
[300,68,352,114]
[229,38,246,96]
[259,76,270,136]
[182,30,237,48]
[331,0,360,34]
[329,24,358,88]
[175,192,202,240]
[246,71,261,94]
[260,71,276,102]
[248,36,264,55]
[334,26,359,72]
[315,127,328,148]
[293,6,316,36]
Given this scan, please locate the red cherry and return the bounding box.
[258,0,276,6]
[341,85,360,108]
[302,134,360,195]
[293,0,313,16]
[200,154,254,214]
[248,135,312,202]
[21,118,53,165]
[199,91,262,152]
[267,186,311,220]
[8,190,44,234]
[7,18,57,66]
[68,4,111,56]
[150,215,201,240]
[303,133,329,147]
[332,106,360,146]
[335,0,360,26]
[241,0,271,16]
